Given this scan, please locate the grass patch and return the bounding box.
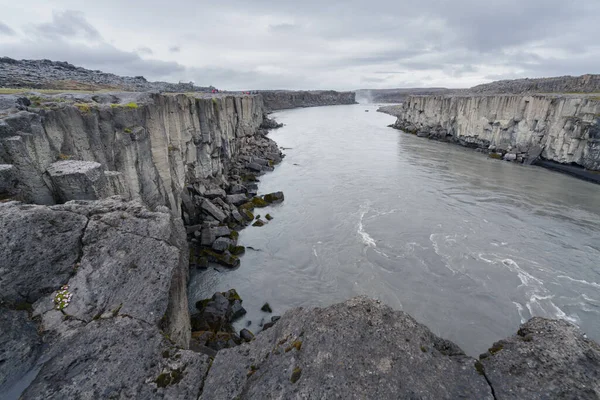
[74,103,92,113]
[124,102,138,109]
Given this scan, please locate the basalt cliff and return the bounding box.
[385,94,600,180]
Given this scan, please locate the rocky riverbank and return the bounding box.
[381,94,600,182]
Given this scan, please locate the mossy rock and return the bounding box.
[265,214,273,220]
[261,303,273,313]
[239,202,255,211]
[195,298,211,311]
[252,219,265,227]
[489,152,503,160]
[241,209,254,221]
[201,249,240,268]
[229,230,239,240]
[229,245,246,256]
[251,196,269,208]
[263,192,284,203]
[290,367,302,383]
[241,174,258,182]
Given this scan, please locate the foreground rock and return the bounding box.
[201,297,600,399]
[480,317,600,399]
[0,197,208,397]
[201,297,493,399]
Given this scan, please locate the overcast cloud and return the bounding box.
[0,0,598,90]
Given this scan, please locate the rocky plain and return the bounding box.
[0,60,599,399]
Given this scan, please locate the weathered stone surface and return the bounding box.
[227,193,248,206]
[480,317,600,399]
[1,197,197,397]
[201,297,493,399]
[212,237,233,252]
[0,309,42,393]
[22,317,209,400]
[44,160,111,202]
[201,199,227,222]
[0,201,88,303]
[246,162,263,172]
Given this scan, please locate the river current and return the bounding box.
[189,103,600,356]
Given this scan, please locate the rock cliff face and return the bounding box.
[0,92,265,211]
[391,94,600,171]
[260,90,356,111]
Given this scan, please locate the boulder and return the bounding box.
[203,188,226,199]
[503,153,517,161]
[212,237,233,253]
[227,194,248,206]
[246,162,263,172]
[44,160,112,202]
[263,191,284,203]
[201,199,227,222]
[240,329,255,342]
[229,184,246,194]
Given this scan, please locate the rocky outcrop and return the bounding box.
[0,197,207,397]
[391,94,600,172]
[260,90,356,111]
[0,92,267,211]
[200,297,600,399]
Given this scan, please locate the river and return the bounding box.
[189,103,600,357]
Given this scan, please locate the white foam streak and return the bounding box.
[557,275,600,289]
[358,204,376,247]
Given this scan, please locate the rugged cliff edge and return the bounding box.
[0,92,266,210]
[386,94,600,175]
[260,90,356,111]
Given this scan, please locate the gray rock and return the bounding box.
[212,225,231,238]
[203,188,226,199]
[503,153,517,161]
[227,193,248,206]
[231,209,245,224]
[22,317,210,399]
[44,160,111,202]
[246,162,263,172]
[200,228,215,246]
[0,164,17,197]
[253,157,269,166]
[480,317,600,399]
[200,297,493,399]
[0,309,42,393]
[0,201,88,303]
[229,184,246,194]
[201,199,227,222]
[263,191,284,203]
[240,328,255,342]
[212,237,233,252]
[524,144,544,165]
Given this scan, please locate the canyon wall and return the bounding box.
[260,90,356,111]
[391,94,600,171]
[0,93,265,211]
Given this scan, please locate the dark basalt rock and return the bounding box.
[263,191,284,203]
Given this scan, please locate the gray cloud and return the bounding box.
[137,47,153,55]
[0,21,15,36]
[32,10,100,40]
[1,1,599,89]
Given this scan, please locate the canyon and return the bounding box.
[1,64,599,399]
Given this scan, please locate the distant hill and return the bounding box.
[0,57,214,92]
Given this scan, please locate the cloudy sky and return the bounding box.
[0,0,599,90]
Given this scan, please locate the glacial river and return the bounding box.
[189,104,600,356]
